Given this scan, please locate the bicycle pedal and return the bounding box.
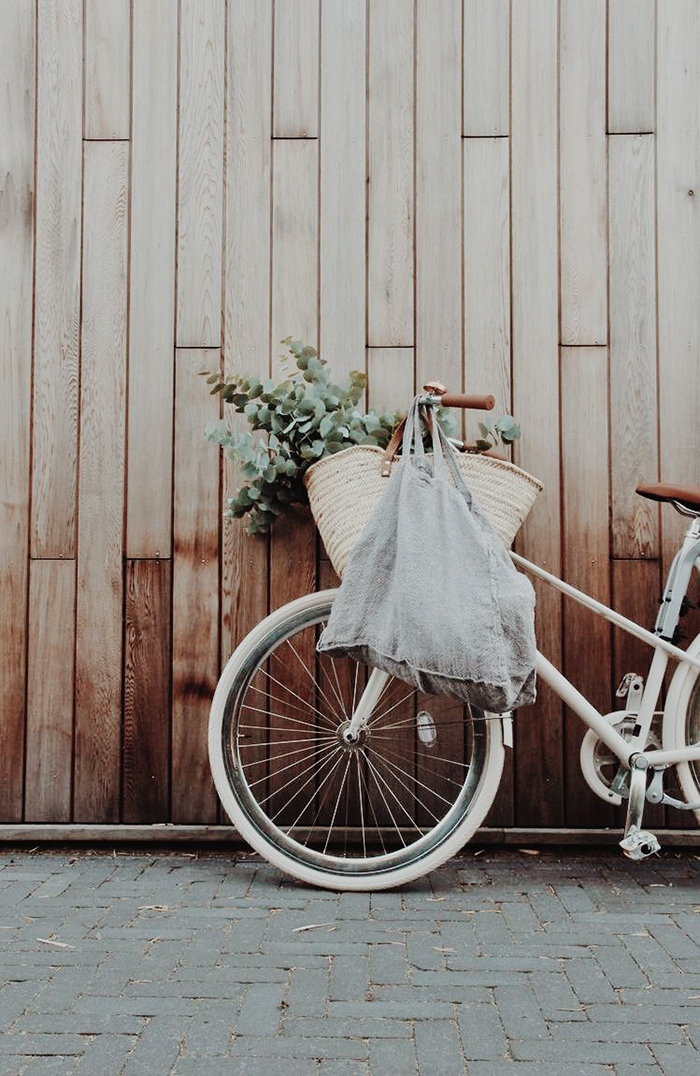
[619,826,660,861]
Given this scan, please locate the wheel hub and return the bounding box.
[338,720,369,749]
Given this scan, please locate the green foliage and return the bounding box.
[201,339,401,534]
[200,339,518,535]
[476,415,521,454]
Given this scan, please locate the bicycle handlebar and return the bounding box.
[439,392,495,411]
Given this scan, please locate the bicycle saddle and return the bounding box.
[637,483,700,514]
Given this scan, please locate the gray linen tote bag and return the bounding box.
[316,398,537,712]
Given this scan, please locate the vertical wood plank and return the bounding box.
[415,0,462,387]
[127,0,178,558]
[84,0,131,139]
[464,137,510,420]
[270,138,318,607]
[657,2,700,573]
[25,561,75,822]
[223,0,273,659]
[367,0,414,347]
[559,0,607,346]
[32,0,82,557]
[270,138,318,817]
[319,0,366,377]
[273,0,319,138]
[123,560,171,823]
[608,0,655,134]
[177,0,225,348]
[367,348,414,413]
[74,141,129,821]
[463,0,509,136]
[172,349,221,823]
[561,347,613,827]
[271,140,319,372]
[0,0,35,822]
[511,0,563,826]
[609,134,658,559]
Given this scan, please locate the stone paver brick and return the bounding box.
[367,1037,418,1076]
[286,967,330,1016]
[318,1063,368,1076]
[329,954,369,1001]
[458,1001,508,1060]
[493,984,549,1040]
[414,1018,466,1074]
[563,955,617,1004]
[0,848,699,1076]
[236,982,286,1036]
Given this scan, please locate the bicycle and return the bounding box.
[208,386,700,891]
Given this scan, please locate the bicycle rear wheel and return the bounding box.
[208,589,505,890]
[664,633,700,821]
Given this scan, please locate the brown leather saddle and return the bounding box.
[637,483,700,515]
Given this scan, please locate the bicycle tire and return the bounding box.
[208,589,505,891]
[664,631,700,821]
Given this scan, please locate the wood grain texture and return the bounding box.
[177,0,225,348]
[559,0,607,346]
[367,0,414,347]
[25,560,75,822]
[320,0,366,377]
[608,0,655,134]
[84,0,131,139]
[511,0,563,827]
[223,0,273,661]
[270,138,318,609]
[415,0,462,387]
[127,0,178,558]
[561,347,613,828]
[464,137,510,428]
[609,134,658,558]
[32,0,82,557]
[74,142,129,822]
[123,560,171,823]
[172,349,221,823]
[367,347,414,413]
[657,3,700,576]
[463,0,509,136]
[0,0,34,822]
[273,0,319,137]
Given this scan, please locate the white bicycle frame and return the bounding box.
[345,521,700,774]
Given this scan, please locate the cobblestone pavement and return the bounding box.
[1,847,700,1075]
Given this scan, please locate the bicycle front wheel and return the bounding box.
[208,589,505,890]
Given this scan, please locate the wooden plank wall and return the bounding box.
[1,0,699,831]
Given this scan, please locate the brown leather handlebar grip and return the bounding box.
[439,392,495,411]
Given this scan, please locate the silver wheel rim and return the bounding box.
[687,676,700,791]
[220,600,490,879]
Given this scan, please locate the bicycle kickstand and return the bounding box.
[619,756,661,860]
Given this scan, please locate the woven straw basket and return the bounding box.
[304,444,543,579]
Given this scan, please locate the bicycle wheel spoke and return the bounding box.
[322,755,353,855]
[281,749,346,833]
[363,751,421,840]
[326,654,351,721]
[276,640,343,724]
[368,686,419,727]
[256,669,339,732]
[241,702,336,734]
[355,753,367,859]
[239,734,330,749]
[368,744,453,815]
[259,741,341,809]
[367,740,465,790]
[245,741,339,788]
